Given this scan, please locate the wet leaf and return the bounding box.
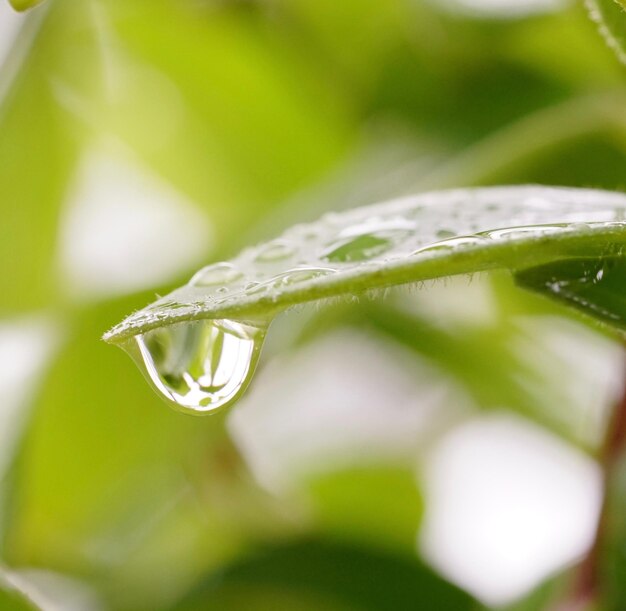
[106,186,626,344]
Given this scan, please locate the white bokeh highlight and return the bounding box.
[58,146,212,299]
[419,413,603,606]
[229,328,470,494]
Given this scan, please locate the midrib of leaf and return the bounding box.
[104,185,626,344]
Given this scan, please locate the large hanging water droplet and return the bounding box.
[123,318,267,415]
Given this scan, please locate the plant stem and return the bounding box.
[554,355,626,611]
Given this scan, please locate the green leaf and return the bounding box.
[105,186,626,344]
[305,466,423,554]
[516,256,626,329]
[585,0,626,65]
[168,539,475,611]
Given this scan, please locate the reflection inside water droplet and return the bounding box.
[124,318,267,414]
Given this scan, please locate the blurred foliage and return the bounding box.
[517,256,626,328]
[168,539,474,611]
[2,0,626,609]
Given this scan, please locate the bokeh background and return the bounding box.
[1,0,626,609]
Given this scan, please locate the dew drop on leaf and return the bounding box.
[255,240,296,262]
[478,224,565,240]
[322,234,393,263]
[190,262,243,287]
[122,318,268,414]
[321,218,415,263]
[412,235,486,255]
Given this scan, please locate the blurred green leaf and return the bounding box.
[105,0,353,207]
[516,256,626,330]
[0,4,82,314]
[168,539,475,611]
[305,466,423,554]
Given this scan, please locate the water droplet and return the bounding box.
[412,235,486,255]
[436,229,456,239]
[124,318,267,415]
[255,240,295,262]
[276,266,335,285]
[190,263,243,287]
[322,217,415,263]
[323,233,392,263]
[478,224,565,240]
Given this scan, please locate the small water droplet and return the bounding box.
[412,235,486,255]
[322,217,415,263]
[478,224,565,240]
[190,263,243,287]
[124,318,267,415]
[277,266,335,285]
[255,240,295,262]
[323,233,392,263]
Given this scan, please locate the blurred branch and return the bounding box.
[414,93,626,189]
[554,353,626,610]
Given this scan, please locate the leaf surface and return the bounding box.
[105,186,626,343]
